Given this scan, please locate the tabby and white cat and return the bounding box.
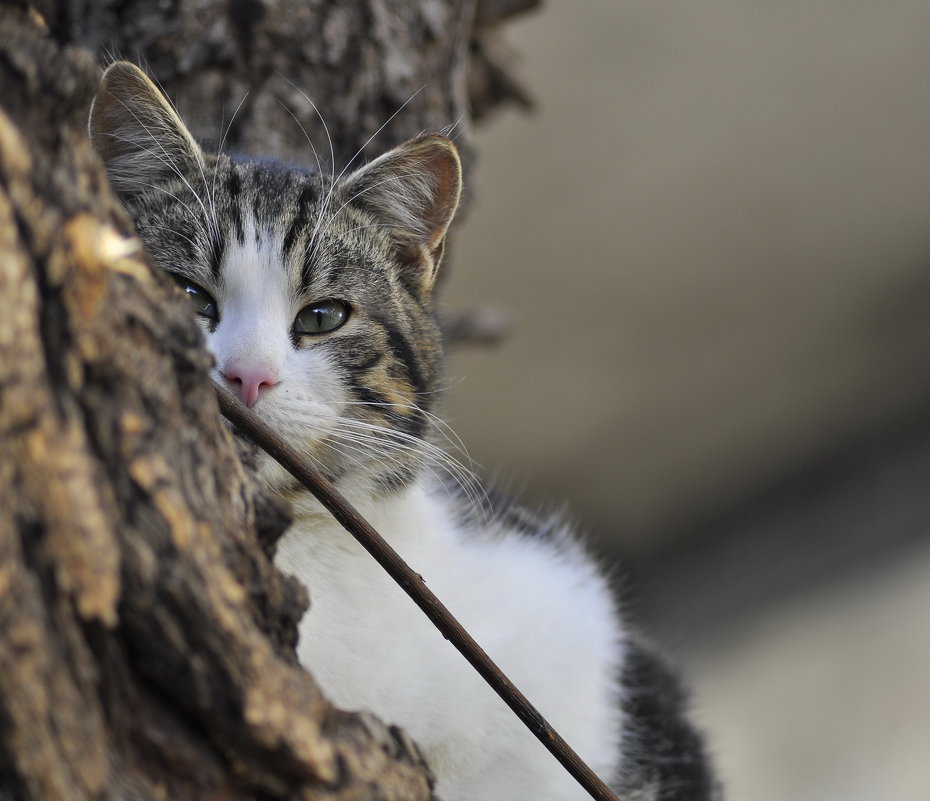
[89,62,717,801]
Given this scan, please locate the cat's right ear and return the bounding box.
[89,61,205,199]
[339,134,462,294]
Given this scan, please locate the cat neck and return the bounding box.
[281,477,454,561]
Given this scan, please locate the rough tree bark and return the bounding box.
[41,0,537,203]
[0,0,536,799]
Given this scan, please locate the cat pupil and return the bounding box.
[294,299,349,335]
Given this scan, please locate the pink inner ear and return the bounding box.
[412,137,462,249]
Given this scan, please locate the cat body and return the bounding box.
[278,486,621,800]
[90,62,718,801]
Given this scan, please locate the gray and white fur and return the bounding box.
[89,61,719,801]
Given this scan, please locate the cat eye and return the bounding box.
[293,299,350,335]
[173,276,218,321]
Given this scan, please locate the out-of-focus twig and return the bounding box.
[441,305,512,347]
[474,0,542,27]
[468,33,535,122]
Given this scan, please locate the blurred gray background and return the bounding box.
[441,2,930,799]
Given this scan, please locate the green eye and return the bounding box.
[172,276,218,321]
[294,299,350,335]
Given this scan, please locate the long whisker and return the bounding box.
[439,115,466,141]
[413,375,468,396]
[125,83,224,249]
[307,85,426,265]
[107,102,219,247]
[115,171,198,218]
[277,76,336,263]
[323,423,481,508]
[105,134,225,266]
[277,76,334,181]
[216,91,250,157]
[144,222,201,252]
[149,81,225,252]
[333,84,426,187]
[210,90,250,225]
[313,171,431,256]
[325,428,466,498]
[337,399,476,466]
[314,432,375,474]
[320,414,489,518]
[278,99,326,190]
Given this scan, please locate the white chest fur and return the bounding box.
[274,481,626,801]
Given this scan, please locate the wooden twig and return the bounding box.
[467,34,535,122]
[474,0,542,27]
[214,384,622,801]
[441,304,512,347]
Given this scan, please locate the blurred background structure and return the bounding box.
[443,2,930,799]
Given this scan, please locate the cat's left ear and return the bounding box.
[89,61,205,200]
[341,134,462,293]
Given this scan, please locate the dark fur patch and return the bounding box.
[283,182,319,260]
[207,234,226,280]
[226,167,245,244]
[381,320,426,395]
[614,638,720,801]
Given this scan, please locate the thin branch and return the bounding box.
[474,0,542,27]
[214,384,622,801]
[468,34,535,122]
[441,304,512,347]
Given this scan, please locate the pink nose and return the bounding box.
[222,362,279,408]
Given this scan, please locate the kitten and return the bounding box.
[90,62,718,801]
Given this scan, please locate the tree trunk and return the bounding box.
[40,0,537,191]
[0,1,534,797]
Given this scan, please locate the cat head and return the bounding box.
[89,61,462,497]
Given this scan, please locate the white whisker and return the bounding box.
[277,75,337,263]
[215,91,250,158]
[148,80,225,251]
[118,172,198,218]
[337,399,476,466]
[334,84,426,186]
[324,423,484,514]
[109,101,220,246]
[315,170,432,255]
[439,115,466,141]
[210,91,250,228]
[145,222,201,252]
[277,99,327,196]
[307,85,426,265]
[316,411,490,519]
